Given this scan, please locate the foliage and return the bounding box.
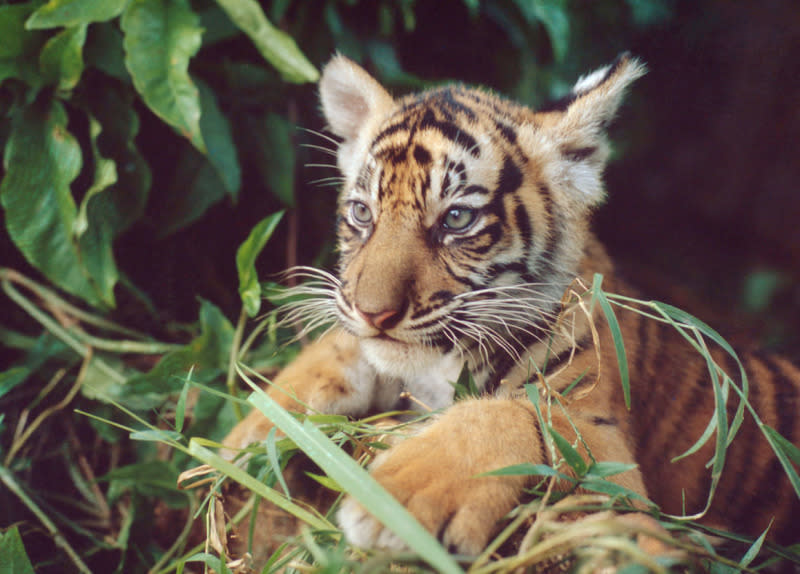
[0,0,798,573]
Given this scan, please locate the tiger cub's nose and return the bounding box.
[357,306,405,331]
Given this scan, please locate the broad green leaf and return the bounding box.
[452,361,480,400]
[0,526,35,574]
[261,113,295,206]
[0,4,48,86]
[197,79,241,196]
[39,24,86,91]
[153,150,226,237]
[266,426,291,496]
[121,0,205,152]
[213,0,318,83]
[84,20,128,81]
[74,115,118,239]
[513,0,570,62]
[244,381,463,574]
[548,425,588,477]
[593,274,631,408]
[237,211,285,316]
[27,0,128,29]
[1,100,118,308]
[84,80,151,235]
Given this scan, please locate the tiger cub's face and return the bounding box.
[318,55,644,379]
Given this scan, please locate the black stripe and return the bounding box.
[514,203,533,247]
[419,109,480,157]
[496,156,522,195]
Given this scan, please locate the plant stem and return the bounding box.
[226,307,248,420]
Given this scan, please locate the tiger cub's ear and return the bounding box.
[537,54,646,208]
[319,55,394,142]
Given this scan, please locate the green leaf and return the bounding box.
[27,0,128,28]
[39,24,86,91]
[0,526,35,574]
[0,4,48,87]
[305,471,344,492]
[479,462,567,479]
[213,0,318,83]
[197,79,241,196]
[1,99,119,308]
[548,425,588,477]
[762,425,800,499]
[243,379,464,574]
[175,377,190,433]
[593,274,630,408]
[118,300,234,406]
[82,78,151,235]
[74,115,118,239]
[102,460,188,508]
[261,113,296,206]
[153,150,227,237]
[579,479,651,503]
[0,367,30,400]
[584,461,639,479]
[237,211,285,317]
[130,429,184,443]
[121,0,205,152]
[513,0,570,62]
[452,361,480,400]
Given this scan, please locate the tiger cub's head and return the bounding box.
[317,55,644,379]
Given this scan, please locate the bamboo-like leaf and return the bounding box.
[762,425,800,499]
[593,274,631,409]
[213,0,318,83]
[548,425,588,477]
[27,0,128,28]
[121,0,205,152]
[236,211,284,317]
[244,379,463,574]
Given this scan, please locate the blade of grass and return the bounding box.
[592,274,630,409]
[186,441,330,531]
[239,366,464,574]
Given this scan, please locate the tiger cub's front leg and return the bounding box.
[223,329,393,453]
[338,397,648,555]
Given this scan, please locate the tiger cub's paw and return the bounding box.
[338,399,539,555]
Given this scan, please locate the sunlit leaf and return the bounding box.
[237,211,284,317]
[27,0,128,28]
[213,0,318,83]
[121,0,205,151]
[0,99,119,308]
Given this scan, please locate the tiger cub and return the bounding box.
[224,54,800,556]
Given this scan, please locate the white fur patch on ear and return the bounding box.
[319,55,395,142]
[546,54,646,208]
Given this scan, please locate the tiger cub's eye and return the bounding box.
[350,201,373,225]
[442,207,476,231]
